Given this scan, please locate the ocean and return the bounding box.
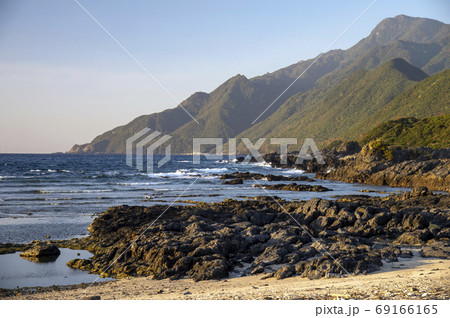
[0,153,408,244]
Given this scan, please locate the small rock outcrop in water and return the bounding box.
[20,241,60,262]
[222,179,244,185]
[65,190,449,281]
[253,183,331,192]
[219,172,314,182]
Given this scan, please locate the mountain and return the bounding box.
[360,114,450,149]
[70,49,348,154]
[234,58,429,153]
[350,68,450,136]
[422,36,450,74]
[69,91,209,153]
[344,14,450,59]
[69,15,450,154]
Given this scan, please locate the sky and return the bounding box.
[0,0,449,153]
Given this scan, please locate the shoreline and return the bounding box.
[3,255,449,300]
[262,147,450,192]
[1,189,448,300]
[1,166,448,300]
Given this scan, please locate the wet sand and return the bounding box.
[4,256,449,300]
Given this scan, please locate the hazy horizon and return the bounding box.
[0,0,449,153]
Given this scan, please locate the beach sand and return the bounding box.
[4,256,449,300]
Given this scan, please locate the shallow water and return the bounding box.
[0,248,113,289]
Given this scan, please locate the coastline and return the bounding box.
[1,152,448,300]
[1,6,449,308]
[2,187,448,300]
[263,146,450,192]
[3,256,449,300]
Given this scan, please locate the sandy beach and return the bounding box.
[4,255,449,300]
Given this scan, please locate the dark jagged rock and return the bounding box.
[315,147,450,192]
[263,153,334,173]
[222,179,243,185]
[62,193,449,281]
[188,259,229,281]
[219,171,314,182]
[0,243,28,255]
[334,141,362,157]
[253,183,331,192]
[253,245,291,267]
[394,230,433,245]
[275,265,295,279]
[220,172,264,180]
[420,242,450,259]
[261,146,449,192]
[66,258,92,270]
[20,241,60,261]
[266,175,314,182]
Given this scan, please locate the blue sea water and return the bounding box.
[0,153,408,244]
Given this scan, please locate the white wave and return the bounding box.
[146,168,217,178]
[147,170,198,178]
[117,182,169,186]
[30,169,41,172]
[36,189,114,194]
[103,171,121,176]
[194,167,229,173]
[175,160,191,163]
[216,159,239,164]
[279,168,305,175]
[47,169,57,172]
[45,198,75,201]
[66,189,114,193]
[198,175,220,179]
[245,161,272,168]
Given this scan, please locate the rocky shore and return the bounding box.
[3,256,449,299]
[253,183,331,192]
[1,156,448,299]
[1,184,449,299]
[4,188,442,285]
[263,144,450,192]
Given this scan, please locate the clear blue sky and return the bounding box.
[0,0,449,153]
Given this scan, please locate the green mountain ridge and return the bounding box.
[68,15,450,154]
[348,68,450,138]
[234,58,430,153]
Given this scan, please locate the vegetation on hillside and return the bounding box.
[235,58,429,153]
[360,114,450,149]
